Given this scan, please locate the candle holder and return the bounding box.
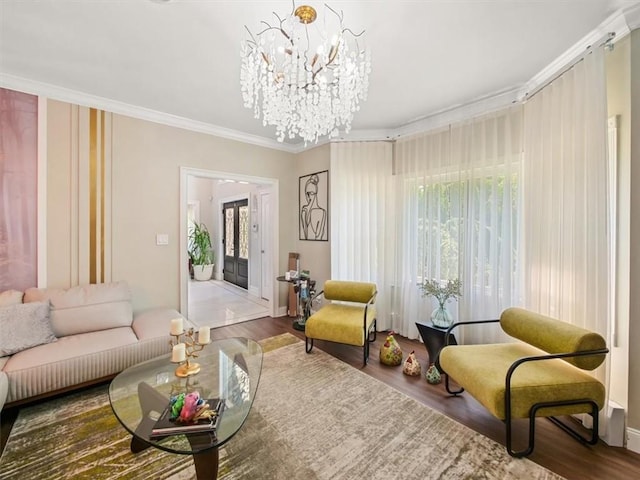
[169,328,211,377]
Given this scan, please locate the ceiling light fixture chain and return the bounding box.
[240,1,371,145]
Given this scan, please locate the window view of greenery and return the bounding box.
[415,172,518,301]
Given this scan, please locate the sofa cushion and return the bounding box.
[499,307,607,370]
[133,308,190,341]
[305,303,376,347]
[0,289,24,306]
[24,282,133,337]
[323,280,377,304]
[0,302,57,356]
[0,370,7,411]
[3,327,138,370]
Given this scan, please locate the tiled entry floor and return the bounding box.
[187,279,270,329]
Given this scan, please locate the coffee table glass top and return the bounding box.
[108,337,263,455]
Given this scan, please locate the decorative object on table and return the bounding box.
[418,278,462,328]
[293,277,317,331]
[287,252,300,317]
[169,318,211,377]
[241,3,371,145]
[150,392,224,438]
[188,221,215,281]
[425,363,442,384]
[402,350,422,376]
[379,332,403,366]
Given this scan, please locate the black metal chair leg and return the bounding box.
[368,319,377,342]
[305,337,314,353]
[363,343,368,366]
[444,373,464,395]
[546,402,600,445]
[506,399,600,458]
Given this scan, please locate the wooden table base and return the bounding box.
[129,436,220,480]
[192,446,220,480]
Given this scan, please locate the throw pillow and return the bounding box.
[0,289,24,306]
[0,302,57,356]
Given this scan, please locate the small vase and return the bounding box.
[430,304,453,328]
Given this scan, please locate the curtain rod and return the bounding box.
[524,32,616,101]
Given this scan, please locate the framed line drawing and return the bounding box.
[299,170,329,241]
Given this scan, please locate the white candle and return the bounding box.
[172,343,186,362]
[198,326,210,344]
[170,318,183,336]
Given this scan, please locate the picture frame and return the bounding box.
[299,170,329,241]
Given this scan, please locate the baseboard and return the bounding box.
[602,401,625,447]
[277,306,287,317]
[248,286,260,297]
[627,427,640,454]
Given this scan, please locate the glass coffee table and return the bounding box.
[109,337,263,480]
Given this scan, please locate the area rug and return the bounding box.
[0,333,563,479]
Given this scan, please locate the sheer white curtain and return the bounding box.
[522,47,610,403]
[330,142,394,328]
[392,107,523,342]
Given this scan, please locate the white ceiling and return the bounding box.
[1,0,639,151]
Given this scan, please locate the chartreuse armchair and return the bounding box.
[304,280,377,366]
[438,307,608,457]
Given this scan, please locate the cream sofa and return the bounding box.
[0,281,190,411]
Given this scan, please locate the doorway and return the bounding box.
[179,167,280,321]
[222,199,249,289]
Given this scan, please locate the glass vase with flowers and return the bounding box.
[418,278,462,328]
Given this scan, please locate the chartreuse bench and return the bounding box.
[438,307,608,457]
[304,280,377,365]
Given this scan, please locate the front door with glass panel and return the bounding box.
[223,199,249,289]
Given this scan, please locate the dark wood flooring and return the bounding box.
[2,316,640,479]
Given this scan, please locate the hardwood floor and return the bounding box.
[2,316,640,479]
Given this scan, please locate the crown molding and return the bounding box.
[520,6,635,99]
[392,87,522,140]
[0,73,298,153]
[324,87,521,146]
[623,3,640,30]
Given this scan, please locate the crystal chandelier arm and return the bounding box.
[325,4,365,41]
[343,27,366,39]
[244,25,258,47]
[254,12,293,42]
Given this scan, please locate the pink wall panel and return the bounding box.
[0,88,38,291]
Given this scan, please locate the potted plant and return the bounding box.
[188,222,215,281]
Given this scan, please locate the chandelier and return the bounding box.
[240,2,371,144]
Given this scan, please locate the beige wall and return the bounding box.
[628,28,640,434]
[46,101,74,288]
[606,35,631,410]
[605,27,640,444]
[46,99,297,313]
[295,143,331,290]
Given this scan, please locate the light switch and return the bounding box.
[156,234,169,245]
